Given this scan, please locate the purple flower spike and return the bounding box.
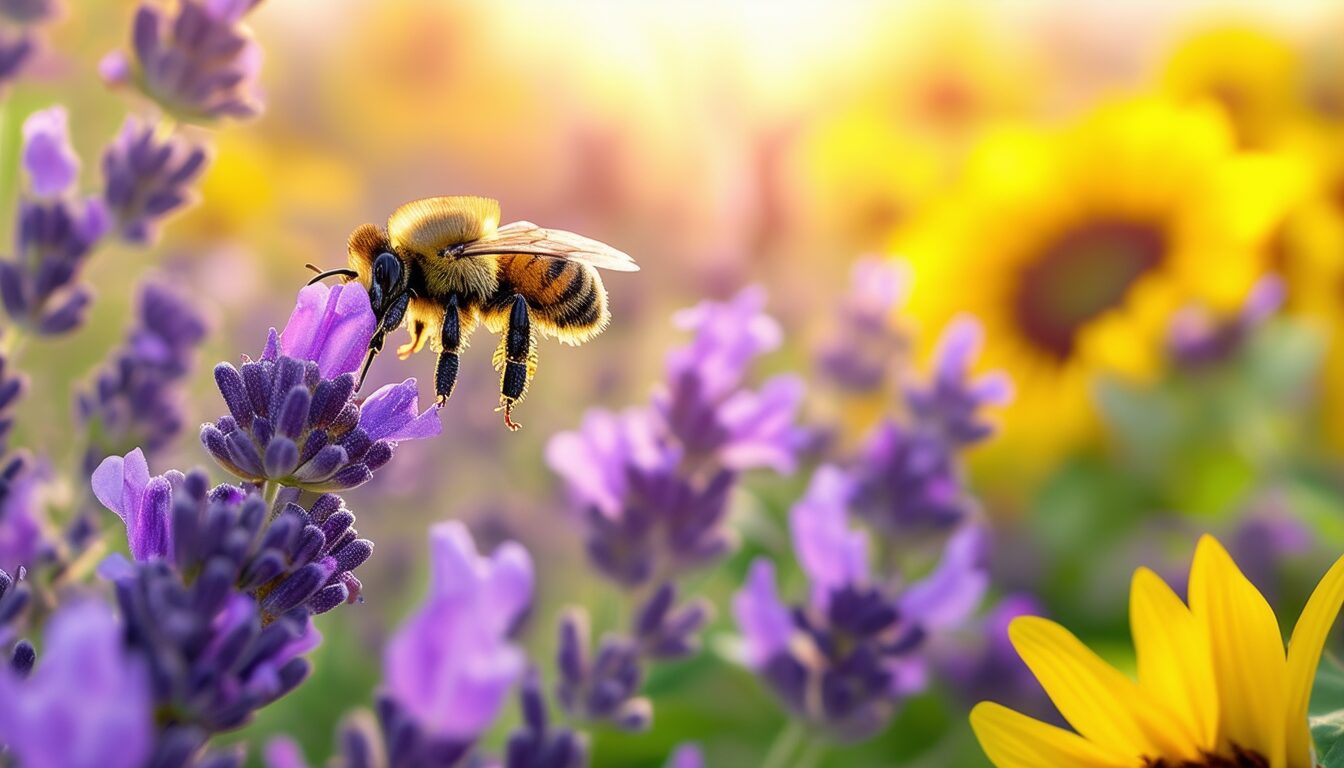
[21,106,79,198]
[899,525,989,631]
[101,116,210,244]
[384,521,534,741]
[91,448,175,561]
[103,0,265,123]
[732,559,793,668]
[1168,274,1287,369]
[905,315,1011,447]
[817,258,910,394]
[278,282,377,379]
[359,378,442,442]
[0,600,154,768]
[790,465,868,604]
[0,30,33,86]
[0,455,48,574]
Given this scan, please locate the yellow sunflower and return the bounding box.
[893,98,1295,475]
[1160,24,1304,150]
[972,535,1344,768]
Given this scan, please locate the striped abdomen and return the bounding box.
[484,254,609,344]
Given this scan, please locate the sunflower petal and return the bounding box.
[970,701,1132,768]
[1130,567,1218,753]
[1009,615,1195,759]
[1187,535,1288,767]
[1284,553,1344,768]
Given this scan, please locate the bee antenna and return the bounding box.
[305,267,360,286]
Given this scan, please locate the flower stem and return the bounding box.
[761,719,805,768]
[794,736,828,768]
[262,479,281,507]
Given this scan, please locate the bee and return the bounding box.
[307,196,638,430]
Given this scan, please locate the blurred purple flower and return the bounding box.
[203,283,436,492]
[0,600,154,768]
[848,422,967,535]
[384,521,533,741]
[21,106,78,198]
[905,316,1012,447]
[665,744,705,768]
[733,466,989,738]
[0,0,59,25]
[816,258,909,393]
[1168,274,1285,369]
[101,116,209,244]
[78,281,207,473]
[0,455,47,574]
[0,109,110,336]
[656,286,809,473]
[100,0,264,123]
[0,30,32,85]
[0,353,27,459]
[505,666,588,768]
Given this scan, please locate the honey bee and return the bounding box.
[307,196,637,430]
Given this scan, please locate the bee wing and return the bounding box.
[460,221,639,272]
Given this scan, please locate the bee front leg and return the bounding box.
[498,294,533,432]
[356,292,410,391]
[435,294,462,407]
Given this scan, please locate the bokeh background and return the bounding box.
[6,0,1344,765]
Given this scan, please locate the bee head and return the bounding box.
[369,250,405,314]
[347,223,409,326]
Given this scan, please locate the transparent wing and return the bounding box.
[459,221,638,272]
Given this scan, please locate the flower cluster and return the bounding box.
[1167,274,1286,369]
[0,108,110,337]
[734,466,990,739]
[78,281,208,473]
[546,286,807,730]
[102,116,210,244]
[100,0,266,123]
[202,282,439,492]
[848,317,1010,537]
[815,258,910,394]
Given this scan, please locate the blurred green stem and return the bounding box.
[262,479,281,507]
[0,325,26,359]
[761,719,805,768]
[794,737,828,768]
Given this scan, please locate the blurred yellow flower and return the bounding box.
[971,535,1344,768]
[894,99,1295,472]
[1161,24,1303,150]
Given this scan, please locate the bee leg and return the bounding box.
[354,292,410,391]
[498,294,532,432]
[435,294,462,407]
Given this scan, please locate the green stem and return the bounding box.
[794,736,828,768]
[761,719,805,768]
[262,479,281,508]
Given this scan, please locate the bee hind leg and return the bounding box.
[435,295,462,407]
[497,294,534,432]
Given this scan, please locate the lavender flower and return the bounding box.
[849,317,1008,536]
[94,450,374,614]
[79,281,208,473]
[100,0,265,123]
[655,286,808,473]
[816,258,909,394]
[101,116,210,244]
[0,454,49,573]
[0,600,155,768]
[383,521,533,743]
[0,0,59,25]
[505,667,587,768]
[202,283,438,492]
[664,744,705,768]
[0,352,27,458]
[733,465,989,739]
[0,29,32,85]
[1168,274,1286,368]
[0,0,58,88]
[0,108,110,336]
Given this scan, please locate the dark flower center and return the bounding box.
[1145,746,1270,767]
[1013,220,1166,360]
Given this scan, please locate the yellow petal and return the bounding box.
[1130,567,1219,752]
[970,701,1134,768]
[1187,535,1288,767]
[1284,553,1344,768]
[1008,616,1197,760]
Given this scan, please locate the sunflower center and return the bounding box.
[1013,220,1165,360]
[1145,747,1270,767]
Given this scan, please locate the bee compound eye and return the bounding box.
[373,251,402,289]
